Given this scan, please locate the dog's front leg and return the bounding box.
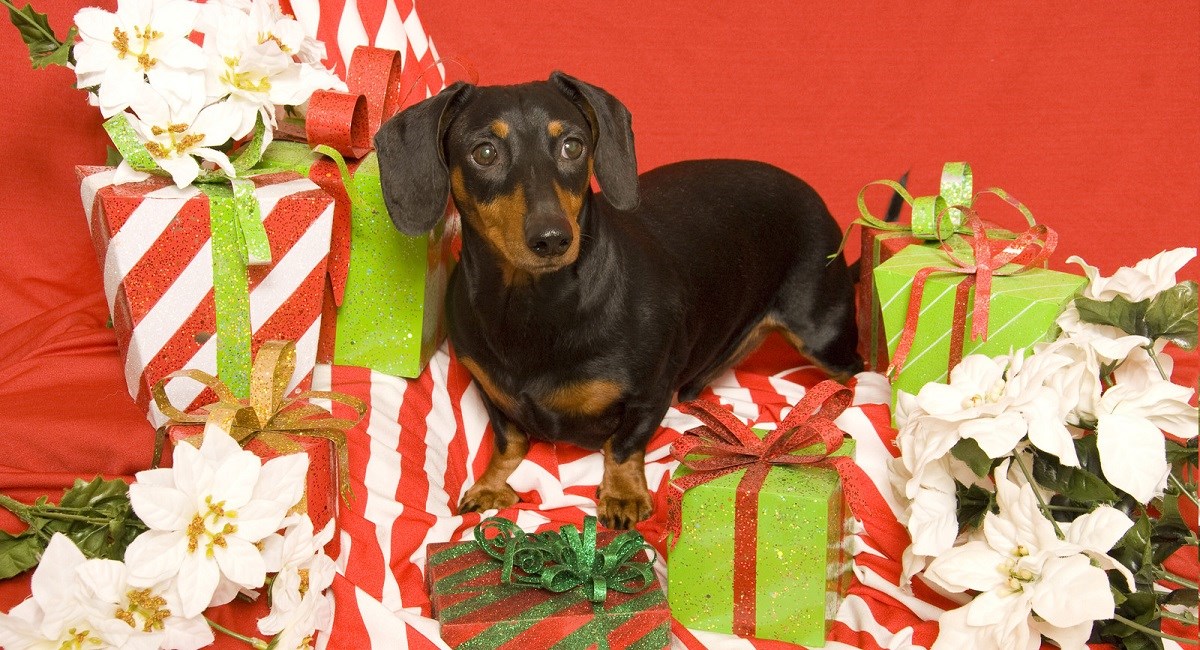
[459,407,529,514]
[597,402,669,529]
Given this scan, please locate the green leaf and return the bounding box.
[1100,590,1164,650]
[58,476,132,510]
[955,482,994,530]
[950,438,994,477]
[1164,588,1198,607]
[3,2,72,69]
[0,529,43,579]
[1145,280,1198,349]
[1075,294,1151,338]
[1165,439,1198,471]
[1032,448,1117,503]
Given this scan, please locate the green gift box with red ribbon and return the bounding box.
[666,382,865,646]
[873,229,1085,399]
[426,516,670,650]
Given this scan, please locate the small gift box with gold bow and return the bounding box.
[426,516,670,650]
[154,340,365,555]
[872,212,1086,400]
[666,382,867,647]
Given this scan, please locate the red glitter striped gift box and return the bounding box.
[426,532,670,649]
[77,167,335,426]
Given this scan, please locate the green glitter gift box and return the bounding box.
[872,242,1085,399]
[667,396,856,647]
[426,519,670,650]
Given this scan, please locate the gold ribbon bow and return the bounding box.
[151,340,366,502]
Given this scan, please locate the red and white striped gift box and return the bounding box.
[78,167,335,427]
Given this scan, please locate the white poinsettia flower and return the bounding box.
[125,83,239,187]
[124,423,309,618]
[74,558,213,650]
[259,588,334,650]
[73,0,206,117]
[0,534,172,650]
[1068,247,1196,302]
[1094,380,1198,503]
[926,462,1132,650]
[1034,327,1148,426]
[199,0,345,139]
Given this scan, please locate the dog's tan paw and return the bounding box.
[458,483,519,514]
[596,486,653,530]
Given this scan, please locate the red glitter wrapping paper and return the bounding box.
[76,167,335,427]
[426,533,670,649]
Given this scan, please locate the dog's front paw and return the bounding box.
[458,482,519,514]
[596,486,653,530]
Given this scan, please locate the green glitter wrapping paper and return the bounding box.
[873,244,1085,400]
[426,533,670,650]
[667,434,855,647]
[263,143,459,378]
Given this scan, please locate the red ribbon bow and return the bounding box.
[668,381,858,638]
[888,202,1057,378]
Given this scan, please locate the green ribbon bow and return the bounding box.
[103,113,278,397]
[473,515,657,604]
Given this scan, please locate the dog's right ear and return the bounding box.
[375,82,472,236]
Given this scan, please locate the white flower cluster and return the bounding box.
[890,247,1198,650]
[0,425,334,650]
[72,0,344,187]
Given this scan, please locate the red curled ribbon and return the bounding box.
[667,381,908,638]
[302,46,433,307]
[887,195,1057,378]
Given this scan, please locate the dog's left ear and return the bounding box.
[549,72,639,212]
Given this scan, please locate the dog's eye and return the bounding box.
[560,138,584,160]
[471,143,498,166]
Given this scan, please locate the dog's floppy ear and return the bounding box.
[374,82,472,235]
[549,72,639,212]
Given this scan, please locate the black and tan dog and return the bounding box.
[374,73,862,529]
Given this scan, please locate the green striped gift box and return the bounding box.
[426,533,670,649]
[873,244,1085,399]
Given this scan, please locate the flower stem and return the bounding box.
[1162,609,1199,625]
[1112,614,1198,645]
[1155,567,1199,590]
[0,493,30,520]
[1144,344,1170,382]
[1012,453,1066,540]
[1169,473,1199,509]
[207,618,269,650]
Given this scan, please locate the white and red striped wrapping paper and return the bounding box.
[308,345,959,650]
[78,167,335,427]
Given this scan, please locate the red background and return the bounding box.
[0,0,1196,622]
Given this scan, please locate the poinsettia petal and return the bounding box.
[253,452,309,509]
[907,484,959,557]
[1031,618,1093,650]
[1096,413,1168,503]
[1022,399,1079,467]
[1065,505,1133,554]
[124,530,187,586]
[198,423,243,463]
[132,466,175,488]
[162,610,215,650]
[30,535,86,611]
[178,548,220,618]
[74,558,128,604]
[192,148,236,178]
[153,152,201,188]
[209,450,261,508]
[233,499,291,542]
[129,483,194,531]
[213,537,267,589]
[924,541,1006,593]
[960,412,1025,459]
[1030,555,1114,627]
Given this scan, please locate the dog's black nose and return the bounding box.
[526,214,573,258]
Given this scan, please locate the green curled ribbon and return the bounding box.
[474,515,657,604]
[103,112,277,398]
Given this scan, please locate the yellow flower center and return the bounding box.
[58,627,103,649]
[145,123,205,158]
[111,24,161,71]
[186,495,239,557]
[220,56,273,94]
[298,567,311,597]
[998,546,1038,594]
[259,32,292,53]
[115,588,172,633]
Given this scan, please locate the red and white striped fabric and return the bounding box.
[307,339,950,649]
[78,168,335,426]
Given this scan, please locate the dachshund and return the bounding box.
[374,73,862,529]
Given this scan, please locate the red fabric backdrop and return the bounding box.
[0,0,1196,636]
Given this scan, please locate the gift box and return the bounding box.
[285,44,459,378]
[78,167,335,426]
[668,435,855,646]
[426,521,670,649]
[873,242,1086,398]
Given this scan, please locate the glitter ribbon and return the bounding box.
[887,208,1058,378]
[152,340,367,502]
[667,381,907,638]
[104,113,275,396]
[473,515,657,604]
